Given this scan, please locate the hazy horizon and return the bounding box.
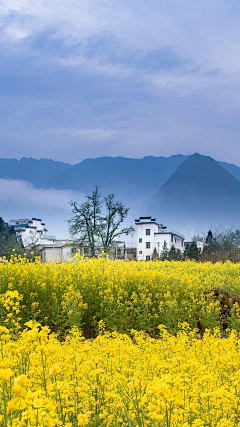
[1,153,240,242]
[1,152,240,168]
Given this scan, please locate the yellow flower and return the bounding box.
[49,365,61,375]
[12,384,24,397]
[14,374,28,386]
[32,398,44,408]
[7,400,17,412]
[0,368,13,382]
[77,412,91,426]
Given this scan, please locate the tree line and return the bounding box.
[151,228,240,262]
[2,184,240,263]
[0,217,24,259]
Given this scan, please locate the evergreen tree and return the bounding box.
[0,217,23,259]
[152,247,159,261]
[203,229,219,257]
[184,241,200,260]
[206,230,214,244]
[160,240,169,260]
[168,245,183,261]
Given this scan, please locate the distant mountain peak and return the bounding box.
[147,153,240,228]
[161,153,240,190]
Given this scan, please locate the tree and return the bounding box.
[0,217,24,259]
[68,187,134,257]
[168,245,182,261]
[160,240,169,261]
[152,247,159,261]
[184,241,200,260]
[205,230,218,249]
[200,227,240,262]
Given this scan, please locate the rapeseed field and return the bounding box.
[1,255,240,334]
[1,322,240,426]
[1,256,240,426]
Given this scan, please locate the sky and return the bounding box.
[1,1,240,165]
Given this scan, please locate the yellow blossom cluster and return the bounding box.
[0,322,240,426]
[0,290,22,335]
[1,256,240,333]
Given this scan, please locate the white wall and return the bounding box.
[137,221,158,260]
[21,228,41,247]
[41,245,74,263]
[136,218,184,260]
[14,219,55,247]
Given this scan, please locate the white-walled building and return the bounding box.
[40,241,137,263]
[135,216,185,261]
[9,218,56,247]
[40,240,74,263]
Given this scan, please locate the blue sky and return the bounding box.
[1,0,240,165]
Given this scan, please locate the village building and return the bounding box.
[135,216,185,261]
[9,217,56,247]
[40,240,136,263]
[40,240,75,263]
[10,215,185,262]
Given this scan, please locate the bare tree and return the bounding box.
[200,226,240,263]
[68,187,134,257]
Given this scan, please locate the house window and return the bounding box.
[146,229,150,235]
[175,238,177,243]
[181,240,183,247]
[146,255,150,261]
[139,251,142,254]
[146,242,150,249]
[139,238,142,243]
[171,235,173,242]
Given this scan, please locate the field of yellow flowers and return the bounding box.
[1,255,240,334]
[1,322,240,426]
[1,256,240,426]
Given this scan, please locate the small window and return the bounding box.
[146,229,150,235]
[171,235,173,242]
[175,238,177,243]
[146,242,150,249]
[139,251,142,254]
[181,240,183,247]
[139,238,142,243]
[146,255,150,261]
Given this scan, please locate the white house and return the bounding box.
[40,240,137,263]
[40,240,75,263]
[135,216,185,261]
[9,218,56,247]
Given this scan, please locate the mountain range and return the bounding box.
[143,153,240,230]
[1,154,240,201]
[1,153,240,233]
[0,157,70,188]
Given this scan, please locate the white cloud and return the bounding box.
[1,0,240,74]
[1,0,240,165]
[0,178,85,238]
[4,25,30,39]
[59,56,133,77]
